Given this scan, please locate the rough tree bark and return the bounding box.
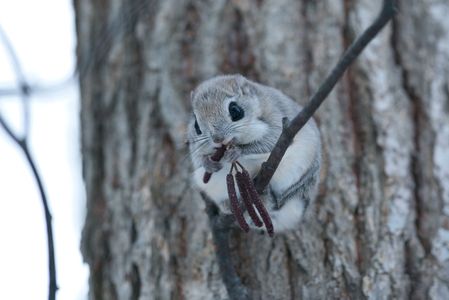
[75,0,449,299]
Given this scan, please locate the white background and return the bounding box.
[0,1,88,299]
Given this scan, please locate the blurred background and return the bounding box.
[0,0,88,299]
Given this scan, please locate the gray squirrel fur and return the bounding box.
[188,74,321,233]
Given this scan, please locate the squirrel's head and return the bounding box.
[188,74,271,153]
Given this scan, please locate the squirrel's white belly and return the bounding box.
[192,135,314,205]
[193,153,269,204]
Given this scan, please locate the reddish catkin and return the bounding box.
[241,169,274,237]
[226,173,250,232]
[203,145,227,184]
[235,172,263,227]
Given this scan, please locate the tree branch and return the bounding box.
[0,26,58,300]
[0,77,74,98]
[0,26,31,138]
[0,115,58,300]
[204,1,397,299]
[254,0,398,194]
[202,193,250,300]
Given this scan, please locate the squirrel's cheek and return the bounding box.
[237,122,269,144]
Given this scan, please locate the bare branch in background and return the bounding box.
[0,25,58,300]
[0,25,30,138]
[0,77,75,98]
[206,0,397,298]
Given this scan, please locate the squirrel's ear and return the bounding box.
[190,90,195,102]
[235,74,256,96]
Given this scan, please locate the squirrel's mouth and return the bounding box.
[211,136,235,148]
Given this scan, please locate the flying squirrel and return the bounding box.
[188,74,321,233]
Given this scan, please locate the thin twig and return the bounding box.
[254,0,398,194]
[0,115,58,300]
[0,26,58,300]
[203,1,397,299]
[0,25,31,138]
[23,138,58,300]
[202,193,250,300]
[0,77,75,97]
[0,115,23,145]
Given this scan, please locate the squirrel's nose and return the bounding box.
[212,134,224,144]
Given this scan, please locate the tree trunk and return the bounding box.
[75,0,449,299]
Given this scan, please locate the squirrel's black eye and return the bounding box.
[194,118,202,135]
[229,102,244,121]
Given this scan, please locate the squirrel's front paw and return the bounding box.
[223,145,242,163]
[202,155,223,173]
[218,200,232,215]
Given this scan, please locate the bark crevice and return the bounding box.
[220,4,258,80]
[130,263,141,300]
